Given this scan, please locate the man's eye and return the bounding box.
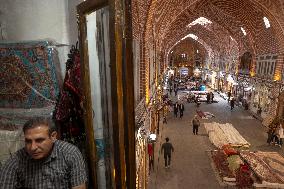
[35,138,45,143]
[25,140,32,144]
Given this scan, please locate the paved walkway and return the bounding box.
[148,91,284,189]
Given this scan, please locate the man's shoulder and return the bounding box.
[1,148,27,169]
[55,140,81,156]
[13,148,28,161]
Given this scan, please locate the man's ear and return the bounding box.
[50,131,58,141]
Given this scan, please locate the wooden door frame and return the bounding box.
[77,1,108,187]
[77,0,135,188]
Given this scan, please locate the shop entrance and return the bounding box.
[278,91,284,120]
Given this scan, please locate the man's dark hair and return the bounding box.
[166,137,169,142]
[23,117,57,136]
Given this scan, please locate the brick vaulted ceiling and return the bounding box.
[132,0,284,70]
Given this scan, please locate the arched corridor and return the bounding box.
[133,0,284,188]
[147,92,283,188]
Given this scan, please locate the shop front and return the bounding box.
[251,83,271,117]
[211,71,217,90]
[193,67,202,78]
[225,74,237,93]
[217,72,225,92]
[135,123,149,189]
[179,67,189,78]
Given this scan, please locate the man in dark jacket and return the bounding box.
[161,137,174,168]
[192,115,200,135]
[230,97,235,110]
[173,102,179,118]
[179,103,185,118]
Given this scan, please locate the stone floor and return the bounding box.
[148,91,284,189]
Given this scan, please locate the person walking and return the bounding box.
[206,92,210,104]
[173,102,179,118]
[148,143,154,171]
[161,137,174,168]
[174,88,178,96]
[192,115,200,135]
[278,123,284,147]
[227,91,231,103]
[179,102,185,118]
[230,97,235,110]
[210,92,215,103]
[267,127,276,145]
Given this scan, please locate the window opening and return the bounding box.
[263,17,270,28]
[187,17,212,27]
[241,27,246,36]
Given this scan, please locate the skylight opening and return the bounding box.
[188,17,212,27]
[180,33,198,41]
[263,17,270,28]
[241,27,246,36]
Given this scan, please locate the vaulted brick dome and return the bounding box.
[132,0,284,99]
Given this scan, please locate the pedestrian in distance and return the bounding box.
[206,92,210,104]
[195,96,201,107]
[278,123,284,147]
[161,137,174,168]
[192,115,200,135]
[163,116,167,124]
[0,117,87,189]
[148,142,154,171]
[174,88,178,96]
[179,103,185,119]
[227,91,231,103]
[230,97,235,110]
[267,127,275,145]
[210,92,214,103]
[173,102,179,118]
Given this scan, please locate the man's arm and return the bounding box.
[69,146,88,189]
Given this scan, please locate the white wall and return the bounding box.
[0,0,83,77]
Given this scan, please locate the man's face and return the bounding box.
[24,125,57,160]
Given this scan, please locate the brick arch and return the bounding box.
[170,37,208,67]
[161,0,260,55]
[132,0,284,101]
[163,21,240,71]
[158,0,284,80]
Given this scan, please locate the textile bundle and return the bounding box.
[204,122,250,148]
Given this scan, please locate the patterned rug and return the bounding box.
[0,41,62,108]
[240,151,284,185]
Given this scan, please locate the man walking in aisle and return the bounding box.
[161,137,174,168]
[230,97,235,110]
[179,102,185,119]
[174,102,179,118]
[192,115,200,135]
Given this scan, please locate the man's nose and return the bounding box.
[30,142,38,151]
